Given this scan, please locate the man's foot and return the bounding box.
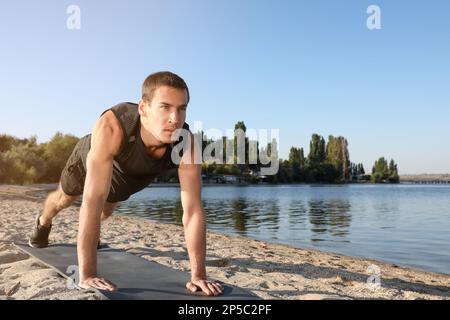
[28,214,52,248]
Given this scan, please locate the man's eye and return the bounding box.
[161,105,169,109]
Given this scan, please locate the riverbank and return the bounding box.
[1,184,449,300]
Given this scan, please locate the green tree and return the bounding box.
[388,159,399,183]
[40,132,79,182]
[371,157,398,183]
[288,147,305,182]
[326,135,350,181]
[308,134,326,166]
[2,136,46,184]
[358,163,365,175]
[275,159,292,183]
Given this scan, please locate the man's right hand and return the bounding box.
[77,111,122,295]
[79,277,117,292]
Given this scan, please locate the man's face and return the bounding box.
[139,85,188,144]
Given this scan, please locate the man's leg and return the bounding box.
[97,201,118,248]
[39,182,80,227]
[101,201,118,223]
[29,182,80,248]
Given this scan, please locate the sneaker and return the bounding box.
[28,214,52,248]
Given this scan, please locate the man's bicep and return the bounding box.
[82,151,114,204]
[82,123,119,203]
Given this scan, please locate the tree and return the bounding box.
[349,162,365,178]
[358,163,365,175]
[275,160,292,183]
[371,157,398,183]
[388,159,399,183]
[326,135,350,181]
[308,134,326,166]
[372,157,388,182]
[40,132,79,182]
[2,136,46,184]
[288,147,305,182]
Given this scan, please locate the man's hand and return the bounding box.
[186,278,224,296]
[79,276,117,292]
[178,135,223,297]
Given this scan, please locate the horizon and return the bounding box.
[1,1,449,175]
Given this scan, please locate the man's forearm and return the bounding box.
[183,210,207,279]
[77,201,102,280]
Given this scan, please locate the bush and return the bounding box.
[0,133,79,184]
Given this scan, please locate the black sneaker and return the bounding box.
[29,214,52,248]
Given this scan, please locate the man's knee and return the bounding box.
[102,202,118,219]
[55,185,79,210]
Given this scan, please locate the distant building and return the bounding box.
[223,175,240,184]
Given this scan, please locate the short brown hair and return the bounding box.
[141,71,190,104]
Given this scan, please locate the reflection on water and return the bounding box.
[119,196,285,235]
[308,199,352,239]
[121,198,184,224]
[30,184,450,275]
[118,195,352,240]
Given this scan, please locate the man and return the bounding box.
[28,71,223,296]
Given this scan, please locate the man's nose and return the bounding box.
[169,110,181,125]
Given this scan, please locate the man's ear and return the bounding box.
[138,99,147,117]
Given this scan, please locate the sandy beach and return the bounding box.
[0,184,449,300]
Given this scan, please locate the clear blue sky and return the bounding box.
[1,0,449,174]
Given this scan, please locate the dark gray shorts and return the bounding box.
[60,139,87,197]
[59,134,143,203]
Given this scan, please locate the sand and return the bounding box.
[0,184,449,300]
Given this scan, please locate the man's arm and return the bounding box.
[77,111,122,292]
[178,133,223,296]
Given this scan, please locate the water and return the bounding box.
[113,184,450,275]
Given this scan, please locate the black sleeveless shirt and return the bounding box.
[77,102,190,202]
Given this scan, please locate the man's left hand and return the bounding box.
[186,279,224,296]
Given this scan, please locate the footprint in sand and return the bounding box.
[258,280,280,289]
[207,258,231,267]
[0,251,29,265]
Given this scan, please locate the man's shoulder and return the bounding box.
[89,112,124,158]
[111,101,139,111]
[100,102,140,134]
[99,109,122,129]
[100,102,138,118]
[95,109,124,150]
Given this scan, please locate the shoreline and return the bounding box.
[1,184,449,300]
[0,180,447,192]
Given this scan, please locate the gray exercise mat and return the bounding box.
[15,243,260,300]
